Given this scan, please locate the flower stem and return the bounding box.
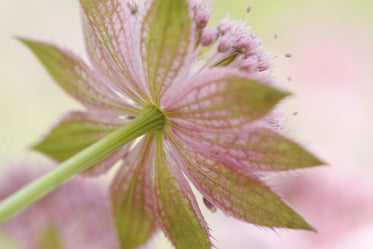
[0,106,165,224]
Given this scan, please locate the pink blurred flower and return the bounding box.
[0,162,118,249]
[277,168,373,249]
[19,0,322,248]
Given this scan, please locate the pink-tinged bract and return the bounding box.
[21,0,323,248]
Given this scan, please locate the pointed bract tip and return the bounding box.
[276,89,292,101]
[15,37,45,53]
[15,36,34,44]
[14,36,30,46]
[299,220,317,232]
[311,156,327,167]
[282,208,317,232]
[298,147,327,169]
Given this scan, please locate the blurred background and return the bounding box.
[0,0,372,248]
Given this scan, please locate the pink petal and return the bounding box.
[165,68,289,132]
[111,135,156,249]
[19,38,139,114]
[153,132,211,249]
[33,110,132,176]
[140,0,194,104]
[80,0,149,104]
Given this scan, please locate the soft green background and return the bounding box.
[0,0,372,248]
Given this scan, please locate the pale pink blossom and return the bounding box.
[20,0,322,248]
[277,168,373,248]
[0,162,119,249]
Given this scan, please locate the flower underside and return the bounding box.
[19,0,323,249]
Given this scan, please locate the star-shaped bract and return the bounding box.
[21,0,323,248]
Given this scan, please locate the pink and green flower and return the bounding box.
[9,0,323,248]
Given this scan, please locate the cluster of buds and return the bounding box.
[193,4,277,77]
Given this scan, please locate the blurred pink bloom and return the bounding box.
[19,0,323,248]
[276,168,373,249]
[0,162,118,249]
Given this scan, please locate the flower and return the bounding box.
[0,161,118,249]
[20,0,323,248]
[277,167,373,249]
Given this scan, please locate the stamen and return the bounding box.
[236,38,254,57]
[261,34,278,43]
[274,52,293,60]
[239,57,258,72]
[257,58,272,72]
[241,6,252,28]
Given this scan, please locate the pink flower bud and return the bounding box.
[201,27,218,46]
[218,36,232,53]
[217,17,233,34]
[237,38,254,54]
[192,0,211,29]
[195,10,210,29]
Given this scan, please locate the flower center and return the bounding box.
[142,105,168,132]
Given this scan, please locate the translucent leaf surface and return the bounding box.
[80,0,148,104]
[33,110,130,175]
[168,134,315,230]
[175,127,323,172]
[141,0,193,103]
[111,135,156,249]
[167,68,289,131]
[153,132,211,249]
[19,38,137,114]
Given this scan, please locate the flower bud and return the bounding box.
[201,27,218,46]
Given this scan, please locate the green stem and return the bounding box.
[0,106,165,224]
